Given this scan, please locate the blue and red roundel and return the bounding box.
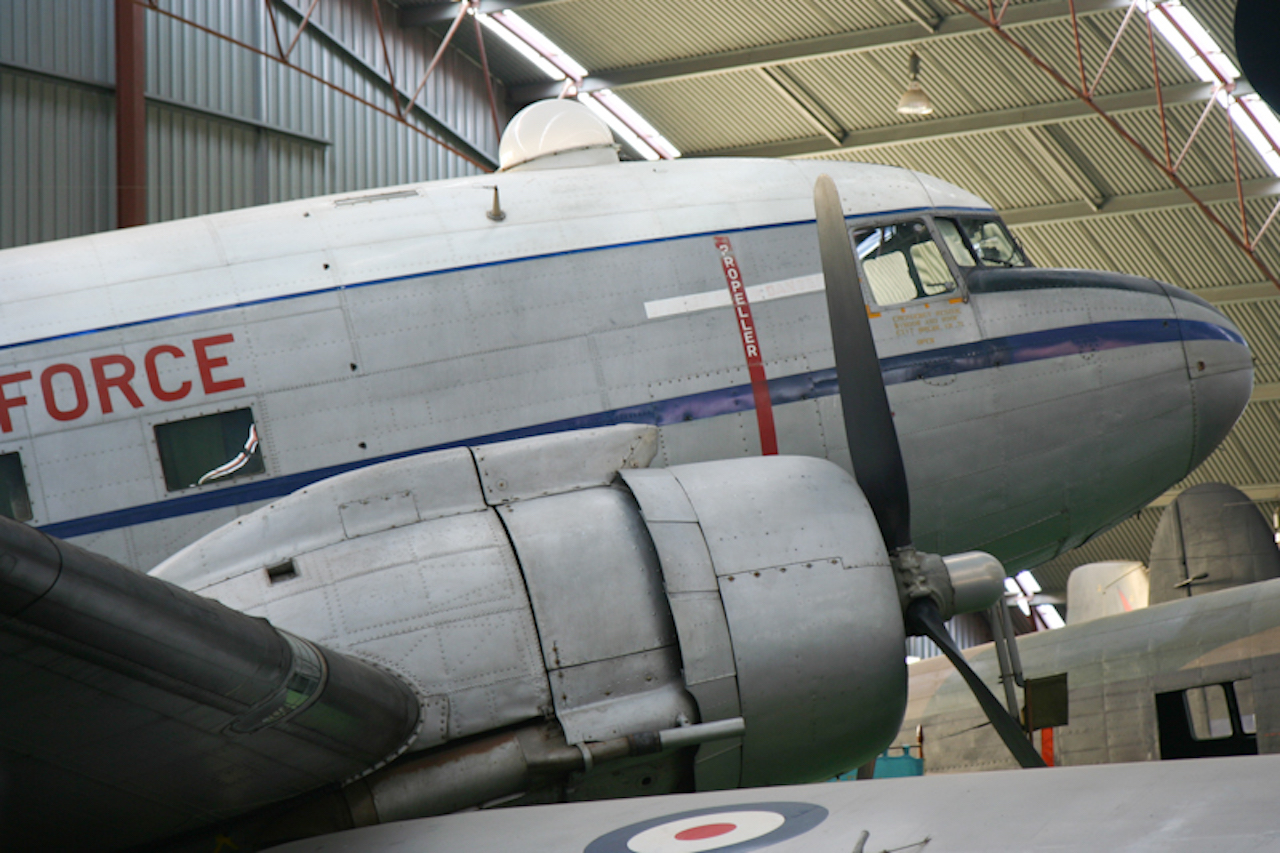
[584,801,828,853]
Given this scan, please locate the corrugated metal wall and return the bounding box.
[1,0,504,250]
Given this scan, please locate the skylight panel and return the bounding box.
[478,12,566,81]
[485,10,588,82]
[1138,0,1280,176]
[478,8,679,161]
[586,89,682,160]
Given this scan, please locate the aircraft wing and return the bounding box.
[0,516,420,851]
[267,753,1279,852]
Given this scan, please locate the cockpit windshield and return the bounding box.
[853,220,956,306]
[851,215,1029,307]
[937,217,1028,268]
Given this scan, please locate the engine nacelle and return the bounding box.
[153,425,906,818]
[619,459,905,787]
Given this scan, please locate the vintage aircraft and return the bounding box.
[0,101,1251,577]
[0,100,1256,851]
[899,482,1280,773]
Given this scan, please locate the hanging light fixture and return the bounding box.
[897,51,934,116]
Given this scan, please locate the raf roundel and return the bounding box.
[583,802,828,853]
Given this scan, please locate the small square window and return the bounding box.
[155,408,264,492]
[0,452,33,521]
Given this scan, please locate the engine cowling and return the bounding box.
[153,424,906,818]
[619,459,905,787]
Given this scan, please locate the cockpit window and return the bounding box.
[936,219,977,267]
[943,217,1029,267]
[852,221,957,306]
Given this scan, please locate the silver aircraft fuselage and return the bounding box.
[0,157,1252,572]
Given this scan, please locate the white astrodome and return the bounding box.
[498,99,619,171]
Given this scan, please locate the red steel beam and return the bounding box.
[370,0,404,119]
[1143,10,1173,170]
[471,5,504,142]
[1225,104,1251,246]
[283,0,322,61]
[1089,1,1138,97]
[264,0,287,60]
[406,1,470,114]
[943,0,1279,288]
[1067,0,1088,95]
[1154,5,1280,161]
[115,0,147,228]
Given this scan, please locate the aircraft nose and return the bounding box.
[1161,283,1253,472]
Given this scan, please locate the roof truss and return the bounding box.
[510,0,1133,102]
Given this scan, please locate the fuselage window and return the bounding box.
[155,408,264,492]
[944,217,1029,268]
[1185,684,1233,740]
[852,221,957,306]
[0,452,33,521]
[1155,680,1258,760]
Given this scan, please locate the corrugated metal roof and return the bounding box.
[520,0,910,72]
[1013,204,1270,289]
[620,72,822,153]
[1228,301,1280,383]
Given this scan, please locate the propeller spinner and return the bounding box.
[813,175,1045,770]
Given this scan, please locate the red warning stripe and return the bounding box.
[713,235,778,455]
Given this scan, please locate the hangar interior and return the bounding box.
[2,0,1277,603]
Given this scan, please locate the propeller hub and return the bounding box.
[893,548,1005,628]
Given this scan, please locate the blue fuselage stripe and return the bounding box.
[37,316,1233,540]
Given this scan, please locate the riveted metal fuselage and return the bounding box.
[0,158,1249,575]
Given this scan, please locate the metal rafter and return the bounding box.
[1195,282,1280,304]
[1003,177,1280,226]
[757,66,845,145]
[691,80,1236,158]
[1152,479,1280,507]
[510,0,1133,103]
[939,0,1279,288]
[1041,123,1112,210]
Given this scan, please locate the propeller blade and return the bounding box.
[815,176,1041,770]
[813,174,911,552]
[906,598,1047,769]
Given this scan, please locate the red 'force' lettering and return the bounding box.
[0,372,32,433]
[0,334,246,433]
[193,334,246,395]
[90,355,145,414]
[41,364,90,422]
[144,345,192,402]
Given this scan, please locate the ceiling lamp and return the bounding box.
[897,52,933,116]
